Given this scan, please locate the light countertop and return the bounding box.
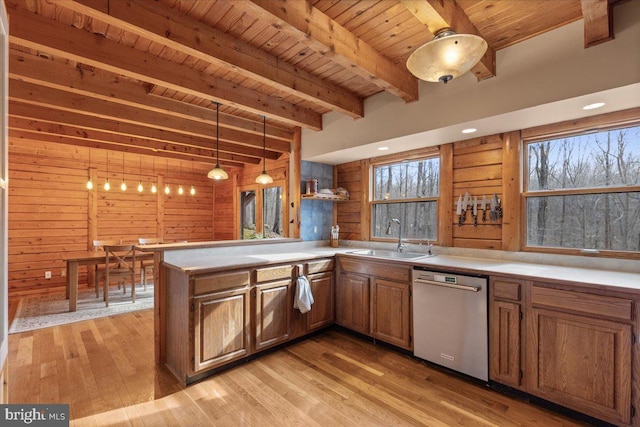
[161,241,640,293]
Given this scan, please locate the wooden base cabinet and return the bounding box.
[335,272,370,334]
[526,285,633,426]
[193,287,251,372]
[307,271,334,331]
[371,278,411,349]
[490,277,636,426]
[489,277,524,389]
[336,257,412,350]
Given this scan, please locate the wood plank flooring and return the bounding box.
[8,309,591,426]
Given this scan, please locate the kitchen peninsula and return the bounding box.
[140,238,640,426]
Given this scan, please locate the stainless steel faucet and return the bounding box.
[386,218,405,252]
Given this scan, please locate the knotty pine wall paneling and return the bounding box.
[213,170,238,241]
[8,139,215,297]
[336,160,366,241]
[452,134,504,249]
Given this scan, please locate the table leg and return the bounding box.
[68,261,79,312]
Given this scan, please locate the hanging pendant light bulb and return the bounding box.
[207,102,228,180]
[104,152,111,191]
[164,159,170,194]
[406,28,487,84]
[120,152,127,191]
[255,115,273,185]
[164,184,170,195]
[86,149,93,190]
[190,162,196,196]
[137,155,144,192]
[178,161,184,195]
[151,157,157,194]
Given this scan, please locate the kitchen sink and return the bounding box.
[347,249,434,260]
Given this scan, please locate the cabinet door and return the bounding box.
[370,278,411,349]
[528,307,632,425]
[335,273,370,334]
[489,299,521,387]
[193,287,251,373]
[255,279,291,351]
[307,272,334,331]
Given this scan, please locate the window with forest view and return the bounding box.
[525,124,640,253]
[372,157,439,241]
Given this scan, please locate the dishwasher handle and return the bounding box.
[413,277,481,292]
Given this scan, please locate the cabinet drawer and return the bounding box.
[531,285,633,321]
[339,258,410,282]
[307,258,334,275]
[255,264,293,282]
[492,278,521,301]
[194,270,250,296]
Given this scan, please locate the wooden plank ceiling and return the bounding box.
[5,0,616,169]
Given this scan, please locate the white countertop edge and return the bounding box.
[162,240,640,292]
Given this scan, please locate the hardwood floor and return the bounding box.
[8,309,591,426]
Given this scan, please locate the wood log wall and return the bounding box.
[335,134,514,250]
[8,139,216,297]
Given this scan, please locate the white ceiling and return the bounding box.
[302,0,640,165]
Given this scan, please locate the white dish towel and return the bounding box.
[293,275,314,314]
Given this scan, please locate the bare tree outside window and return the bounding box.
[372,157,439,241]
[525,125,640,253]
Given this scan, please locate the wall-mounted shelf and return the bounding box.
[302,193,349,202]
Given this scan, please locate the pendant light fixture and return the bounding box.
[137,155,144,192]
[255,115,273,185]
[164,159,170,194]
[151,157,157,194]
[190,162,196,196]
[207,102,228,180]
[406,28,487,84]
[86,149,93,190]
[178,161,184,195]
[120,152,127,191]
[104,152,111,191]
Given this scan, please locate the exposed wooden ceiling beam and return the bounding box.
[232,0,419,103]
[581,0,614,47]
[6,2,322,130]
[9,102,275,163]
[49,0,364,120]
[401,0,496,81]
[9,79,291,154]
[9,129,246,169]
[9,51,290,150]
[9,116,256,167]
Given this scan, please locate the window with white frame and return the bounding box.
[524,124,640,254]
[371,157,439,241]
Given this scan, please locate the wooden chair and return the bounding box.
[92,239,120,298]
[137,237,163,288]
[103,244,137,307]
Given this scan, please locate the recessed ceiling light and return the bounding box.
[378,146,389,151]
[583,102,605,110]
[462,128,477,134]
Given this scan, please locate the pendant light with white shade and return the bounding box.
[104,152,111,191]
[255,115,273,185]
[406,28,487,84]
[207,102,228,180]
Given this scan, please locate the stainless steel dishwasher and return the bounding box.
[412,267,488,382]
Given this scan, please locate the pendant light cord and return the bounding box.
[216,102,220,166]
[262,115,266,172]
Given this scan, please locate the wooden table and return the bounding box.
[64,250,152,312]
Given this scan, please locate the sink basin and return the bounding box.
[347,249,434,260]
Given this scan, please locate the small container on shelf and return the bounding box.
[305,178,318,195]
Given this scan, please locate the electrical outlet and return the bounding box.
[45,271,52,279]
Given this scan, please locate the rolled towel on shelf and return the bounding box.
[293,274,314,314]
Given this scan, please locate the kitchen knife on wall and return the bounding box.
[489,196,496,221]
[462,192,470,223]
[481,195,487,222]
[472,196,478,226]
[456,194,463,226]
